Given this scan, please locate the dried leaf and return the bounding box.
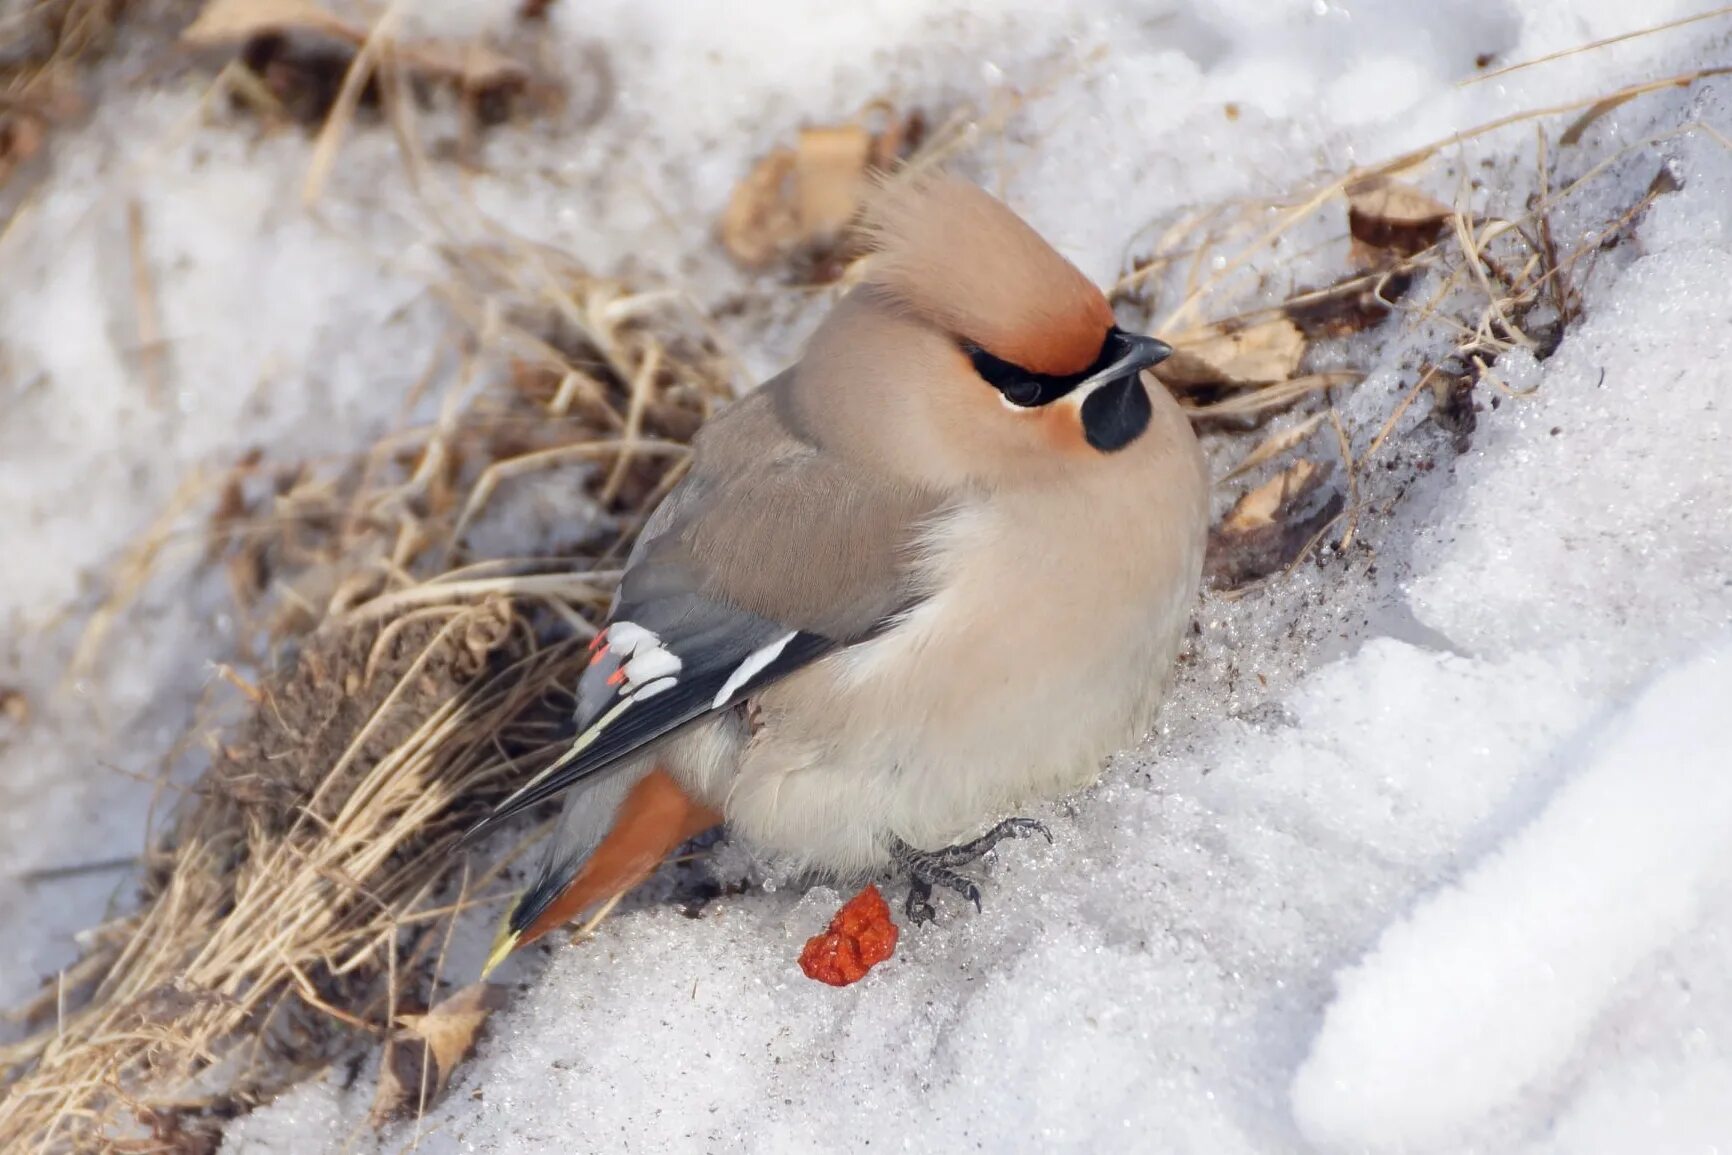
[185,0,530,124]
[1155,317,1306,390]
[1346,175,1452,265]
[398,983,502,1079]
[370,1036,421,1126]
[720,109,920,274]
[1221,412,1327,481]
[720,148,799,268]
[1223,459,1319,531]
[372,983,505,1125]
[794,124,873,237]
[182,0,353,45]
[1205,459,1344,588]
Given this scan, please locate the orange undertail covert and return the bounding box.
[484,768,720,974]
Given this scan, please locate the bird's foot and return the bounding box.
[929,817,1052,866]
[887,818,1052,926]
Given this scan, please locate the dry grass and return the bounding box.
[2,3,205,222]
[0,281,731,1152]
[0,19,733,1144]
[1,0,131,87]
[1,5,1727,1150]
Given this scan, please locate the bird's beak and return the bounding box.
[1074,329,1173,395]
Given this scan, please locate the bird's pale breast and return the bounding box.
[722,420,1208,874]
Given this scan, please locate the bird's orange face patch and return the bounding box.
[1036,401,1095,456]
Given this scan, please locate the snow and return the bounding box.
[0,98,445,1009]
[1291,633,1732,1149]
[3,0,1731,1152]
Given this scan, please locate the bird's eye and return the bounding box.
[963,342,1054,407]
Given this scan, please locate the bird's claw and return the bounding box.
[888,816,1049,923]
[904,877,938,926]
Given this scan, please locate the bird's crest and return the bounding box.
[857,173,1114,376]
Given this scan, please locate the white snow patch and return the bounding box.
[1291,632,1732,1150]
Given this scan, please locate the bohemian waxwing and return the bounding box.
[471,173,1210,973]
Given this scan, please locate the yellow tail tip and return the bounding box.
[481,919,520,980]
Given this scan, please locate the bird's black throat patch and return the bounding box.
[1080,373,1152,453]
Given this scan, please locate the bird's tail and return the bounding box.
[482,767,721,976]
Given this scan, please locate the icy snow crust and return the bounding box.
[1,1,1729,1152]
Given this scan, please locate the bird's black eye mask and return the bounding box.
[961,326,1173,453]
[962,327,1127,408]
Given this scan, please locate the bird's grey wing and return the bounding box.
[462,388,940,841]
